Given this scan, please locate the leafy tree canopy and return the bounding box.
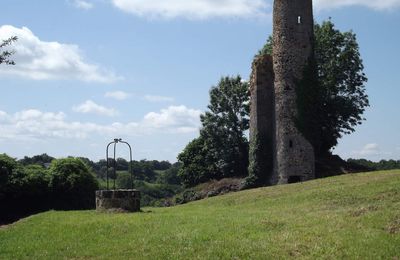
[178,76,250,187]
[0,36,17,65]
[19,153,55,167]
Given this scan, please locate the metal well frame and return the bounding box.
[106,138,133,190]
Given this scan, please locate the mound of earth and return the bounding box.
[316,153,372,178]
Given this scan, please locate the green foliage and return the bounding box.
[295,57,324,152]
[256,35,273,56]
[0,154,17,192]
[0,155,44,197]
[102,171,182,206]
[152,160,172,171]
[116,158,129,171]
[157,163,182,185]
[0,153,17,174]
[18,153,54,167]
[22,165,50,196]
[49,158,99,209]
[0,155,52,223]
[1,170,399,259]
[297,20,369,154]
[5,165,49,199]
[1,153,179,222]
[245,131,268,188]
[179,76,250,187]
[106,158,168,181]
[200,76,250,177]
[313,20,369,153]
[116,171,133,189]
[133,180,183,206]
[178,137,215,187]
[348,158,400,171]
[67,156,171,183]
[0,154,49,195]
[0,36,17,65]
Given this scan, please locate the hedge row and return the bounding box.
[0,154,98,224]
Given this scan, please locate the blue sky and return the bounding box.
[0,0,399,162]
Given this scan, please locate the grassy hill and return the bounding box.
[1,170,399,259]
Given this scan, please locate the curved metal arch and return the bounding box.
[118,140,134,190]
[105,138,134,190]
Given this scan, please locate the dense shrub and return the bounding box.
[0,155,51,223]
[178,137,215,187]
[49,158,99,209]
[0,154,18,194]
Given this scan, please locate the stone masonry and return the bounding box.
[249,0,315,185]
[96,189,141,212]
[249,55,275,185]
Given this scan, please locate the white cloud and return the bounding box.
[357,143,380,156]
[143,105,201,133]
[0,110,10,122]
[0,106,201,141]
[109,0,400,20]
[144,95,174,103]
[352,143,391,157]
[314,0,400,10]
[111,0,269,19]
[73,100,119,117]
[0,109,101,140]
[72,0,94,10]
[105,91,131,100]
[0,25,121,83]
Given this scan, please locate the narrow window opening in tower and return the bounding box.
[289,140,293,148]
[298,16,302,24]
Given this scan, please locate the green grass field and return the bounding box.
[1,170,399,259]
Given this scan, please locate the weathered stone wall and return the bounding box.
[248,55,275,185]
[96,190,140,212]
[272,0,315,184]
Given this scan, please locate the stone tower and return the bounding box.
[271,0,315,184]
[248,55,275,185]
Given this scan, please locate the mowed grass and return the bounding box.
[1,170,400,259]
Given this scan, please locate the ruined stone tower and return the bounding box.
[248,55,275,185]
[248,0,315,186]
[272,0,315,184]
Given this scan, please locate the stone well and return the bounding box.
[96,189,140,212]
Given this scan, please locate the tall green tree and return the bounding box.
[313,20,369,153]
[0,36,17,65]
[178,76,250,187]
[258,19,369,155]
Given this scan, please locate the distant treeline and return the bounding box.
[347,159,400,171]
[18,153,180,184]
